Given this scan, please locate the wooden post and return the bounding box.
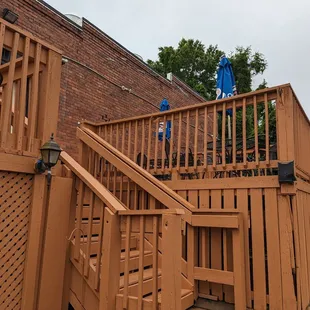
[37,50,62,144]
[21,175,47,310]
[161,214,182,310]
[99,208,121,310]
[62,176,78,309]
[37,176,73,310]
[276,86,295,162]
[232,215,246,310]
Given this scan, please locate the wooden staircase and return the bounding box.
[60,128,247,310]
[69,227,194,310]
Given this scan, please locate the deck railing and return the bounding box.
[83,86,283,179]
[60,152,184,310]
[0,18,62,156]
[292,92,310,180]
[84,84,309,180]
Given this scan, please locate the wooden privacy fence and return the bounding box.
[0,18,62,156]
[166,178,301,310]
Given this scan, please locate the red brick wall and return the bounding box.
[1,0,205,157]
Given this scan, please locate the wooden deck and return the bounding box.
[1,17,310,310]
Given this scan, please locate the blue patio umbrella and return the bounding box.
[158,98,171,141]
[216,56,237,139]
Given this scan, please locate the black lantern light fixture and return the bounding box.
[35,133,62,184]
[2,9,19,24]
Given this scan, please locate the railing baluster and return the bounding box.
[84,191,95,277]
[104,125,108,141]
[113,166,117,196]
[185,111,190,171]
[120,172,124,203]
[123,216,132,309]
[233,100,236,168]
[177,112,182,172]
[27,43,42,152]
[1,32,19,149]
[17,37,30,151]
[140,119,145,168]
[134,120,138,164]
[121,123,125,154]
[194,109,199,171]
[154,119,159,173]
[107,161,111,192]
[243,98,247,167]
[264,93,270,165]
[95,201,105,290]
[74,181,85,260]
[152,216,159,309]
[116,124,119,151]
[161,115,167,173]
[213,105,217,170]
[149,196,156,210]
[222,103,226,169]
[204,107,208,173]
[169,114,174,172]
[147,119,152,172]
[138,216,145,310]
[253,96,259,166]
[134,184,138,210]
[127,178,131,209]
[128,121,132,160]
[109,124,113,146]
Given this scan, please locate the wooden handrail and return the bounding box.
[83,84,287,127]
[60,151,127,213]
[118,209,185,216]
[77,127,195,222]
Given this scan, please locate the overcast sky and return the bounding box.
[46,0,310,116]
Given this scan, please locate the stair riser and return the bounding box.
[120,254,153,273]
[119,276,162,296]
[81,237,137,256]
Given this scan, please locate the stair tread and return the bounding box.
[89,250,152,267]
[144,289,192,303]
[120,250,152,260]
[119,268,162,289]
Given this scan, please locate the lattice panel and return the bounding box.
[0,172,33,309]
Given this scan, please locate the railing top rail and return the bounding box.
[118,209,185,216]
[0,18,63,54]
[78,127,195,221]
[60,151,127,213]
[291,87,310,126]
[83,84,289,127]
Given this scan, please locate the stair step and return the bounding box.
[89,250,152,267]
[116,289,193,310]
[119,268,162,289]
[144,288,192,303]
[77,235,138,255]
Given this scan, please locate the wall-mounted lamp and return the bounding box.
[2,9,19,24]
[35,133,62,184]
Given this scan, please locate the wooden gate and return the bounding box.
[0,171,34,309]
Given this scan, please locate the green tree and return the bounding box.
[148,39,223,100]
[147,40,267,100]
[148,39,275,142]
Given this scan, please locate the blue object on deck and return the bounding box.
[158,98,171,141]
[216,56,237,116]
